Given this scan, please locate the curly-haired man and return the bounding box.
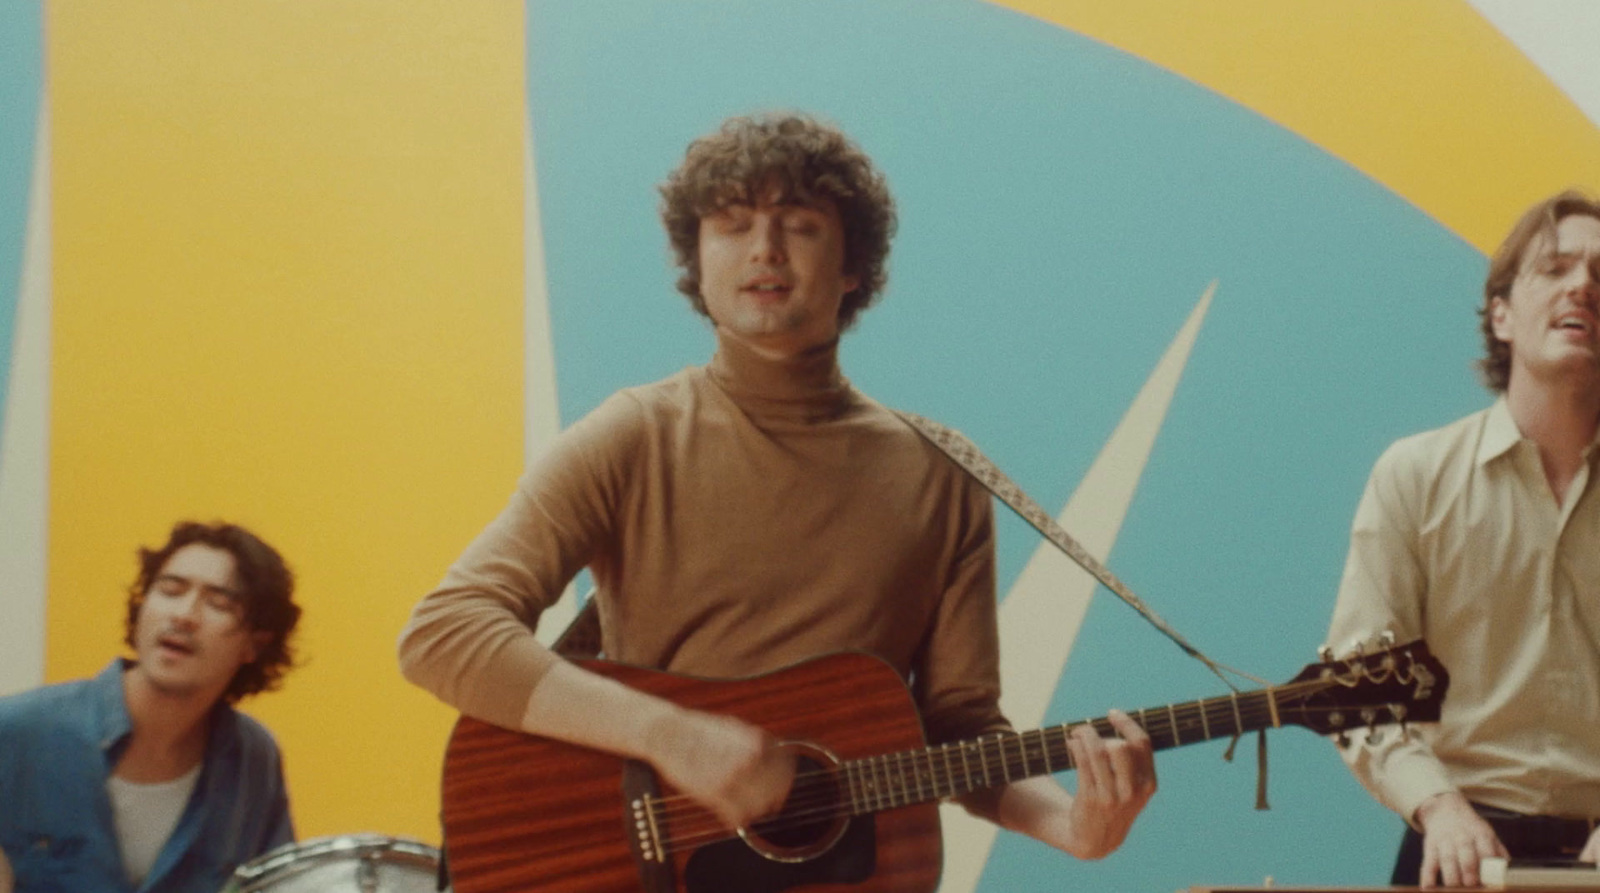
[0,521,301,893]
[1329,190,1600,888]
[401,113,1155,877]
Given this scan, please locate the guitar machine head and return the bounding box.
[1281,633,1449,748]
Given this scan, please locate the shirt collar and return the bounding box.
[92,656,240,760]
[1476,397,1523,467]
[92,656,135,754]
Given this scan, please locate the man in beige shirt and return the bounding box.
[400,114,1157,879]
[1329,190,1600,888]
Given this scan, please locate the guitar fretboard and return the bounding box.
[840,686,1290,813]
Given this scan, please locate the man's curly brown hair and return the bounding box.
[124,520,300,704]
[659,113,897,332]
[1478,189,1600,392]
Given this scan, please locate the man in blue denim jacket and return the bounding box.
[0,521,302,893]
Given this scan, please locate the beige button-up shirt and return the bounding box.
[1329,399,1600,822]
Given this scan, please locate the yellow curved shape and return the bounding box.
[48,0,525,841]
[990,0,1600,252]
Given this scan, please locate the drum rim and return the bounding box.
[230,833,440,886]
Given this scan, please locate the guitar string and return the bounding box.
[636,666,1409,836]
[640,670,1354,827]
[644,678,1422,851]
[648,702,1354,853]
[642,688,1364,846]
[651,706,1401,856]
[647,696,1421,852]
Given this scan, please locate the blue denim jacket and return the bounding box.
[0,659,293,892]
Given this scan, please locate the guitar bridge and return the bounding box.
[622,759,675,893]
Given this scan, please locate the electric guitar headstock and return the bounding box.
[1274,633,1448,747]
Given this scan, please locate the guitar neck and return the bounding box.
[839,686,1287,814]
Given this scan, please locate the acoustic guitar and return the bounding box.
[441,640,1446,893]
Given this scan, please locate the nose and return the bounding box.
[1583,258,1600,296]
[749,213,786,265]
[167,588,203,624]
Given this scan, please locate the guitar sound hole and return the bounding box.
[739,743,849,862]
[752,755,837,848]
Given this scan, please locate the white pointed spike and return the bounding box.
[0,99,52,696]
[522,112,578,647]
[939,281,1216,892]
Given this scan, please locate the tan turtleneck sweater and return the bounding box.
[398,332,1008,746]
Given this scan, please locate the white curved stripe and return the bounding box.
[1467,0,1600,130]
[939,282,1216,892]
[0,98,51,697]
[523,110,579,646]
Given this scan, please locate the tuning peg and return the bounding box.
[1317,644,1333,663]
[1334,730,1350,748]
[1367,728,1385,746]
[1379,630,1396,648]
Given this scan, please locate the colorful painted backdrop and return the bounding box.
[2,2,1597,891]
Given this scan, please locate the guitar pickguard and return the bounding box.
[684,816,876,893]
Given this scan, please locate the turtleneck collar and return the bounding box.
[706,327,855,423]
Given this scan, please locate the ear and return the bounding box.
[1489,296,1513,343]
[841,272,861,296]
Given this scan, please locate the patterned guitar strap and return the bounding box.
[549,408,1273,807]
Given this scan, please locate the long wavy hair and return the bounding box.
[124,520,300,703]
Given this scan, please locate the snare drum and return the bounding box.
[223,835,444,893]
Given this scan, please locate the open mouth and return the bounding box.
[1555,315,1593,334]
[157,636,196,658]
[741,276,792,297]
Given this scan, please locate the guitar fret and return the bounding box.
[959,741,977,794]
[912,750,928,803]
[893,752,910,807]
[979,737,995,787]
[1168,704,1181,745]
[1040,731,1054,774]
[869,755,887,812]
[998,734,1013,783]
[845,760,864,814]
[939,743,956,799]
[877,755,888,809]
[1199,698,1212,740]
[1265,687,1282,728]
[1229,691,1244,735]
[886,754,900,808]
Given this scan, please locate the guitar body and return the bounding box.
[442,652,943,893]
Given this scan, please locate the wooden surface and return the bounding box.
[442,652,941,893]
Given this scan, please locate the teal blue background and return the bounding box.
[0,1,42,433]
[527,0,1489,888]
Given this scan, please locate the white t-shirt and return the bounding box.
[106,764,201,885]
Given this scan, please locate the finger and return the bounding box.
[1106,740,1148,803]
[1106,709,1152,748]
[1076,728,1115,804]
[1066,733,1099,802]
[1438,842,1465,890]
[1420,844,1439,890]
